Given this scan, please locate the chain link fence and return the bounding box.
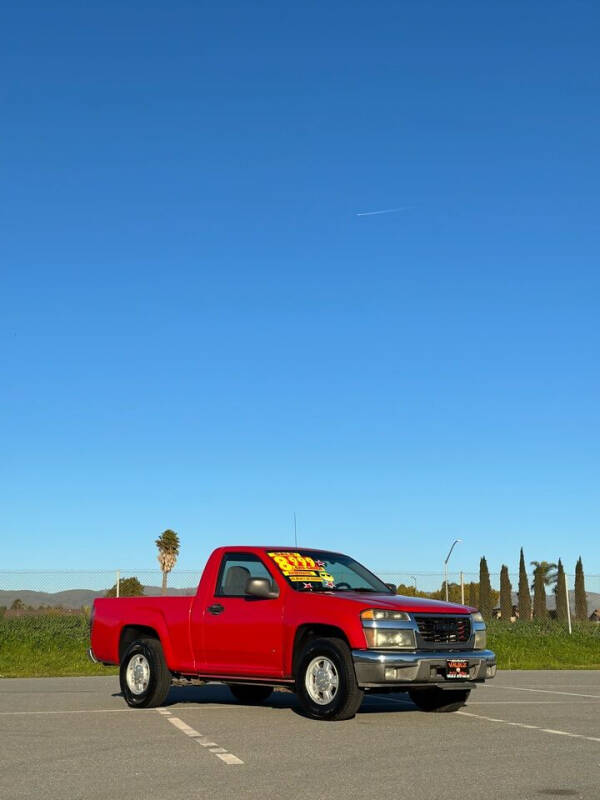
[1,569,598,613]
[378,571,600,616]
[0,570,200,610]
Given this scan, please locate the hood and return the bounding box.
[321,592,474,615]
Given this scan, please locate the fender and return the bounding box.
[91,597,194,672]
[118,611,173,666]
[282,598,367,676]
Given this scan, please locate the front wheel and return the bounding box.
[295,637,363,721]
[120,638,171,708]
[409,687,470,712]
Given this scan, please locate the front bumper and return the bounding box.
[352,648,496,688]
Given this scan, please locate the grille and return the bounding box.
[415,615,470,644]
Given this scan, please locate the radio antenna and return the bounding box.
[293,512,298,548]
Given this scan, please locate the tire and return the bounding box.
[120,637,171,709]
[295,637,363,721]
[228,685,273,704]
[409,687,470,713]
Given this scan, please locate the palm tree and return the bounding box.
[529,560,558,592]
[155,529,180,595]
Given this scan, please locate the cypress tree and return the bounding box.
[518,547,531,621]
[533,564,547,619]
[468,582,478,609]
[575,556,587,621]
[500,565,512,621]
[554,559,567,622]
[479,557,492,619]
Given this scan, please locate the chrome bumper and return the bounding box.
[87,647,100,664]
[352,649,496,688]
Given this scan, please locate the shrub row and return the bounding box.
[1,613,598,677]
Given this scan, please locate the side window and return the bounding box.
[216,554,275,597]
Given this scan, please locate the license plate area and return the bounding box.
[446,659,469,679]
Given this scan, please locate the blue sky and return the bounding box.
[2,1,599,579]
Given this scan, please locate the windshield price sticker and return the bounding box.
[288,574,335,583]
[268,552,334,587]
[267,552,317,573]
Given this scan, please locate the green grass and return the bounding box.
[488,619,600,670]
[0,614,118,678]
[1,613,598,677]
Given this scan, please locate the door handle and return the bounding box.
[207,603,225,615]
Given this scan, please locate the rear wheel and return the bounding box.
[295,637,363,721]
[409,687,470,712]
[120,638,171,708]
[228,685,273,704]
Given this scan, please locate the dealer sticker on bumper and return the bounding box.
[446,659,469,679]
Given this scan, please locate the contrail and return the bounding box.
[356,206,413,217]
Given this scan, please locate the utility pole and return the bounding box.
[565,571,572,635]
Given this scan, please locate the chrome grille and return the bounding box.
[414,615,470,644]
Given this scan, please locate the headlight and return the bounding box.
[474,630,487,650]
[363,628,416,649]
[471,612,484,623]
[361,609,410,621]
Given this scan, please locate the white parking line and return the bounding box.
[469,700,599,705]
[0,703,279,718]
[457,710,600,743]
[220,753,245,765]
[367,694,600,743]
[482,685,600,699]
[169,717,198,734]
[165,713,244,765]
[0,708,137,716]
[365,696,594,708]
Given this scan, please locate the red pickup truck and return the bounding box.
[90,546,496,720]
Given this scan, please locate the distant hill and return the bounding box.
[0,586,195,610]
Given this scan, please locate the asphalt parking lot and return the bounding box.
[1,671,599,800]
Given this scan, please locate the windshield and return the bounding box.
[265,550,392,593]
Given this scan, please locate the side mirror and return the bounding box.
[385,583,398,593]
[245,577,279,599]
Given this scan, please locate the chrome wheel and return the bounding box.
[126,654,150,695]
[305,655,339,705]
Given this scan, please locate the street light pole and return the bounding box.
[444,539,462,602]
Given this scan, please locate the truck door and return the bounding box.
[191,552,284,677]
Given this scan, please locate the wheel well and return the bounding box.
[119,625,160,662]
[292,624,350,677]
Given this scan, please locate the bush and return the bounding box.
[105,576,144,598]
[488,619,600,670]
[0,612,117,677]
